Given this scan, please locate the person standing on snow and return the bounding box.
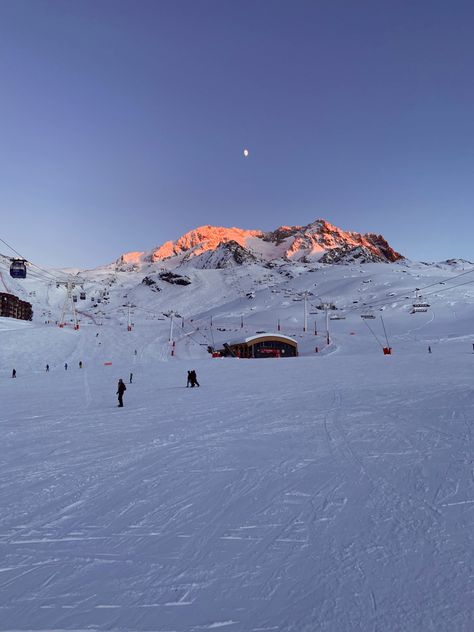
[11,369,16,378]
[186,370,192,387]
[116,379,126,407]
[129,372,133,384]
[64,363,68,371]
[189,370,200,388]
[79,361,83,369]
[46,364,50,372]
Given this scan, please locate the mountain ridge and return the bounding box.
[116,218,403,270]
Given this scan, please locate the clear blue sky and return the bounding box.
[1,0,473,267]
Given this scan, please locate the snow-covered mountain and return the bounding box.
[2,220,474,632]
[116,219,403,270]
[1,217,473,366]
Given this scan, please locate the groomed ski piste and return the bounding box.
[1,256,474,631]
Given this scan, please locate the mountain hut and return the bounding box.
[217,333,298,358]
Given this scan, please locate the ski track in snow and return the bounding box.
[1,337,474,631]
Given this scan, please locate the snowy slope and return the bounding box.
[1,343,474,631]
[1,230,474,630]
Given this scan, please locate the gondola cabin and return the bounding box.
[10,259,27,279]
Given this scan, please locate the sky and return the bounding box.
[0,0,474,268]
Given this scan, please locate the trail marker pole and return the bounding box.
[325,304,330,345]
[127,303,132,331]
[303,291,308,333]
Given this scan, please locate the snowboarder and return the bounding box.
[64,363,68,371]
[79,361,83,369]
[116,379,126,407]
[46,364,49,372]
[189,369,200,388]
[11,369,16,378]
[129,372,133,384]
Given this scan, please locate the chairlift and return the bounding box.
[80,291,86,300]
[361,313,376,319]
[412,290,430,314]
[10,259,27,279]
[72,295,78,303]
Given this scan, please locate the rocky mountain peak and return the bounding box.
[150,225,262,262]
[117,218,403,270]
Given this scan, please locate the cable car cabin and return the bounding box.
[72,295,78,303]
[10,259,27,279]
[80,292,86,300]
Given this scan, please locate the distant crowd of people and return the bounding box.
[9,360,201,409]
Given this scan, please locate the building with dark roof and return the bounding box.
[217,333,298,358]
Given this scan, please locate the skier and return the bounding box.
[116,379,126,407]
[64,363,68,371]
[189,369,200,388]
[129,372,133,384]
[11,369,16,378]
[46,364,49,372]
[79,361,83,369]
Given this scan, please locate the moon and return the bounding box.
[243,148,249,157]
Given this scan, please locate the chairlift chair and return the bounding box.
[80,292,86,300]
[412,290,430,313]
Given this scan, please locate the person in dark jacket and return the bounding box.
[46,364,49,372]
[189,370,199,387]
[11,369,16,378]
[186,370,192,387]
[117,379,126,407]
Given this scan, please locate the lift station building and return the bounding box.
[217,333,298,358]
